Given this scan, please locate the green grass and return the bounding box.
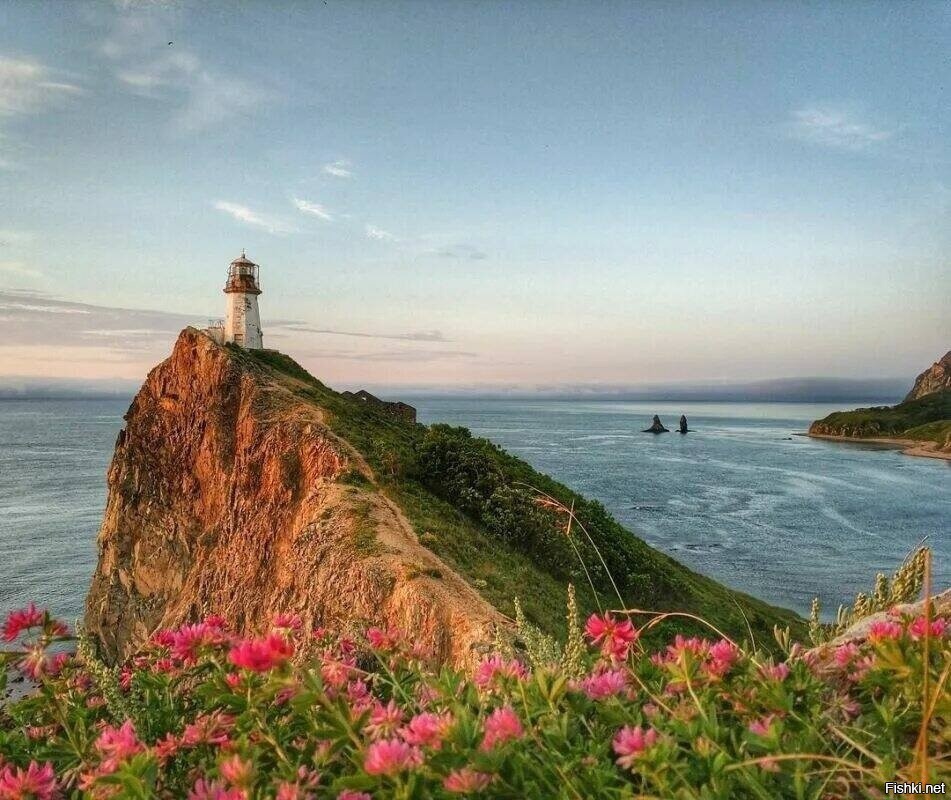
[245,347,804,645]
[903,419,951,447]
[809,389,951,441]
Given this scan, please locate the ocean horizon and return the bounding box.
[1,397,947,628]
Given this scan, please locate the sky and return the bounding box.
[0,1,948,393]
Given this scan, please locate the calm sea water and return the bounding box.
[0,398,948,625]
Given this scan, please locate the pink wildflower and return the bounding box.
[181,712,236,747]
[337,793,372,800]
[275,783,311,800]
[585,613,638,659]
[272,613,303,632]
[228,633,294,672]
[154,733,179,762]
[18,649,69,681]
[2,603,45,642]
[203,614,227,629]
[320,650,356,689]
[833,642,859,667]
[365,700,405,739]
[366,627,400,651]
[909,616,947,640]
[579,668,627,700]
[399,712,453,748]
[707,639,740,676]
[762,662,790,682]
[443,768,494,793]
[473,655,527,688]
[152,629,176,648]
[0,761,58,800]
[363,739,423,776]
[95,720,144,772]
[664,635,709,661]
[480,706,524,751]
[612,725,658,769]
[748,715,776,736]
[868,620,903,641]
[219,755,253,787]
[171,623,228,662]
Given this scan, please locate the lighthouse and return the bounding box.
[223,250,263,349]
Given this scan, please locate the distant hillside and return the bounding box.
[809,350,951,459]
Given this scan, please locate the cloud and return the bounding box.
[788,105,894,151]
[322,159,352,178]
[278,324,448,342]
[0,289,203,356]
[293,197,333,221]
[299,347,476,363]
[428,243,488,260]
[214,201,295,235]
[0,261,44,280]
[101,11,264,133]
[365,224,399,242]
[0,57,82,116]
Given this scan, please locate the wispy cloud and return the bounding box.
[214,201,294,235]
[101,11,264,133]
[0,261,44,280]
[365,224,398,242]
[278,324,448,342]
[293,197,333,221]
[299,347,476,363]
[427,243,488,260]
[788,105,894,152]
[0,289,201,356]
[322,159,352,178]
[0,57,82,117]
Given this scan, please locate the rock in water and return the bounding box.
[642,415,669,433]
[679,415,689,434]
[84,328,502,667]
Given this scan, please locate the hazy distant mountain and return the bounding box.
[0,376,139,400]
[1,375,910,403]
[388,377,911,403]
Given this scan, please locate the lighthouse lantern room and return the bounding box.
[223,250,263,349]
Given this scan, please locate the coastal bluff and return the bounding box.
[85,328,801,667]
[84,328,503,666]
[808,349,951,460]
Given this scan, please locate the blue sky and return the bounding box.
[0,1,948,389]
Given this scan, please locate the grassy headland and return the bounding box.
[241,347,802,646]
[809,390,951,457]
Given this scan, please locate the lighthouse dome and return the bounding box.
[230,250,257,267]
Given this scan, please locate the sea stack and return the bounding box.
[643,415,669,433]
[679,415,689,434]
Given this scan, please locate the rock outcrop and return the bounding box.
[84,328,503,667]
[642,415,669,433]
[678,415,689,434]
[904,350,951,402]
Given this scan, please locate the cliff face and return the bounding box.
[84,328,502,666]
[905,350,951,402]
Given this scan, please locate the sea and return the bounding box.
[0,398,948,626]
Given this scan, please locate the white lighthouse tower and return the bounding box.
[223,250,263,349]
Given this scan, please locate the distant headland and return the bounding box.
[808,351,951,461]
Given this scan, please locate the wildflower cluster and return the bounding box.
[0,602,947,798]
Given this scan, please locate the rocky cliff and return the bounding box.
[904,350,951,402]
[84,328,503,666]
